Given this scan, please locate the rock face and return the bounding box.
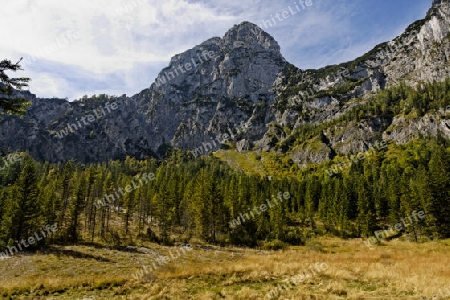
[138,22,286,154]
[1,1,450,164]
[0,22,286,162]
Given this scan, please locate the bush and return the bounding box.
[137,228,159,244]
[306,239,325,252]
[106,229,122,246]
[284,228,305,246]
[229,227,258,247]
[262,239,289,250]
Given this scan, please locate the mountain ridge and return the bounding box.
[1,0,449,164]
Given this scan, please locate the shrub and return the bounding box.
[284,229,305,246]
[306,239,325,252]
[262,239,289,250]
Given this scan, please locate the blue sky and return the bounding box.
[0,0,431,100]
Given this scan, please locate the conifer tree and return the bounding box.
[68,172,87,244]
[335,178,349,237]
[356,176,376,237]
[122,181,136,236]
[57,160,75,231]
[156,183,173,245]
[40,180,59,237]
[10,156,40,241]
[208,175,224,243]
[427,144,450,237]
[0,58,30,115]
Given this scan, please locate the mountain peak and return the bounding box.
[433,0,449,5]
[429,0,450,17]
[431,0,450,9]
[223,21,281,52]
[231,21,262,32]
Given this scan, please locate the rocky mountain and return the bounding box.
[1,0,450,164]
[264,0,450,165]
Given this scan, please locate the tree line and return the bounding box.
[0,136,449,250]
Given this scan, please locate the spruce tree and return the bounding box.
[10,156,40,241]
[68,172,87,244]
[356,176,376,237]
[0,58,30,115]
[428,144,450,238]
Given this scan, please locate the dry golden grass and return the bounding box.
[0,238,449,299]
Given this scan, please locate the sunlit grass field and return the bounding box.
[1,238,449,299]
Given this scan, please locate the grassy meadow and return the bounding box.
[1,238,449,299]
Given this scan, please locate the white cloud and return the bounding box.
[31,74,63,97]
[0,0,237,72]
[0,0,430,99]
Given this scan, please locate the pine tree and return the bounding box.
[386,165,402,224]
[427,144,450,238]
[85,166,99,242]
[40,179,59,242]
[67,172,87,244]
[156,183,173,245]
[10,156,40,241]
[0,58,30,115]
[57,160,74,232]
[335,178,349,237]
[122,181,136,236]
[207,175,223,243]
[179,179,195,236]
[191,170,212,240]
[305,176,320,230]
[408,167,428,241]
[318,177,335,233]
[356,176,376,237]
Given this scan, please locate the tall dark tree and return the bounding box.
[2,156,40,242]
[427,144,450,238]
[356,176,376,237]
[0,58,30,115]
[68,172,87,244]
